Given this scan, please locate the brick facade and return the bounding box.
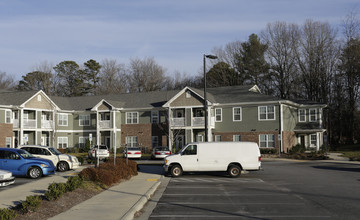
[0,123,13,147]
[213,131,280,151]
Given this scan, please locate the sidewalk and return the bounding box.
[49,172,162,220]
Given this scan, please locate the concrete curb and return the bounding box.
[121,178,162,220]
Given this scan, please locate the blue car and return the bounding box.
[0,148,56,179]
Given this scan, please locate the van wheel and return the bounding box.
[170,165,183,177]
[228,165,241,178]
[57,161,69,172]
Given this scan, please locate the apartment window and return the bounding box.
[215,135,222,142]
[309,109,317,122]
[259,134,275,148]
[79,115,90,126]
[215,108,222,122]
[310,134,317,147]
[152,136,159,147]
[259,106,275,120]
[5,110,11,123]
[151,111,159,124]
[299,109,306,122]
[79,137,88,148]
[233,135,241,142]
[196,135,204,142]
[58,114,68,126]
[37,95,42,101]
[233,107,242,121]
[58,137,68,149]
[6,137,11,147]
[126,112,138,124]
[126,136,138,147]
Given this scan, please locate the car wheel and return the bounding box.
[170,165,183,177]
[28,167,42,179]
[57,161,69,172]
[228,165,241,178]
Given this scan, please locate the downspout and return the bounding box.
[279,102,283,155]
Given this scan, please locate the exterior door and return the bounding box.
[180,144,199,171]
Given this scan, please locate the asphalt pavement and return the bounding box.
[0,154,358,220]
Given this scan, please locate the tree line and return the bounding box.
[1,13,359,147]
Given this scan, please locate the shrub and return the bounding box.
[260,148,277,154]
[79,158,138,186]
[289,144,305,154]
[45,182,67,201]
[0,208,17,220]
[66,176,84,192]
[21,195,42,213]
[77,156,84,165]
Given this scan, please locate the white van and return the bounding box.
[164,142,261,177]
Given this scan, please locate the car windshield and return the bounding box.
[18,149,35,159]
[48,147,62,155]
[155,147,169,151]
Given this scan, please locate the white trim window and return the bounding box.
[233,135,241,142]
[259,134,275,148]
[6,137,11,147]
[151,111,159,124]
[258,106,275,120]
[298,109,306,122]
[215,108,222,122]
[5,110,11,123]
[58,114,68,126]
[215,135,222,142]
[126,136,138,147]
[126,112,138,124]
[233,107,242,121]
[196,135,204,142]
[58,137,68,149]
[79,115,90,126]
[309,109,317,122]
[310,134,317,147]
[152,136,159,147]
[79,137,88,148]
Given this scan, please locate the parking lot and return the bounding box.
[145,160,360,220]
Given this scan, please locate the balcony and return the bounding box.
[99,120,111,129]
[192,117,204,126]
[23,119,36,129]
[170,118,185,127]
[41,120,53,129]
[12,119,19,128]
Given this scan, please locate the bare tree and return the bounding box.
[296,20,340,103]
[97,59,128,94]
[0,72,16,90]
[127,57,167,92]
[261,22,301,98]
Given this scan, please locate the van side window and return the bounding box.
[182,145,197,155]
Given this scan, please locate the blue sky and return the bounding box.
[0,0,358,81]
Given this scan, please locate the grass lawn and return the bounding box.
[331,144,360,161]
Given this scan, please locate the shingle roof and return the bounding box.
[0,90,38,106]
[0,85,286,111]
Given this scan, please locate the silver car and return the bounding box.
[0,169,15,187]
[88,145,110,160]
[151,146,171,159]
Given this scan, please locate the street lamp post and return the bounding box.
[203,54,218,142]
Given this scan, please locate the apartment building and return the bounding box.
[0,85,326,152]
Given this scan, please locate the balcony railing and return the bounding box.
[23,119,36,129]
[192,117,204,126]
[12,119,19,128]
[99,120,111,129]
[41,120,53,129]
[170,118,185,127]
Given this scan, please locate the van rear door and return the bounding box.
[180,144,199,171]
